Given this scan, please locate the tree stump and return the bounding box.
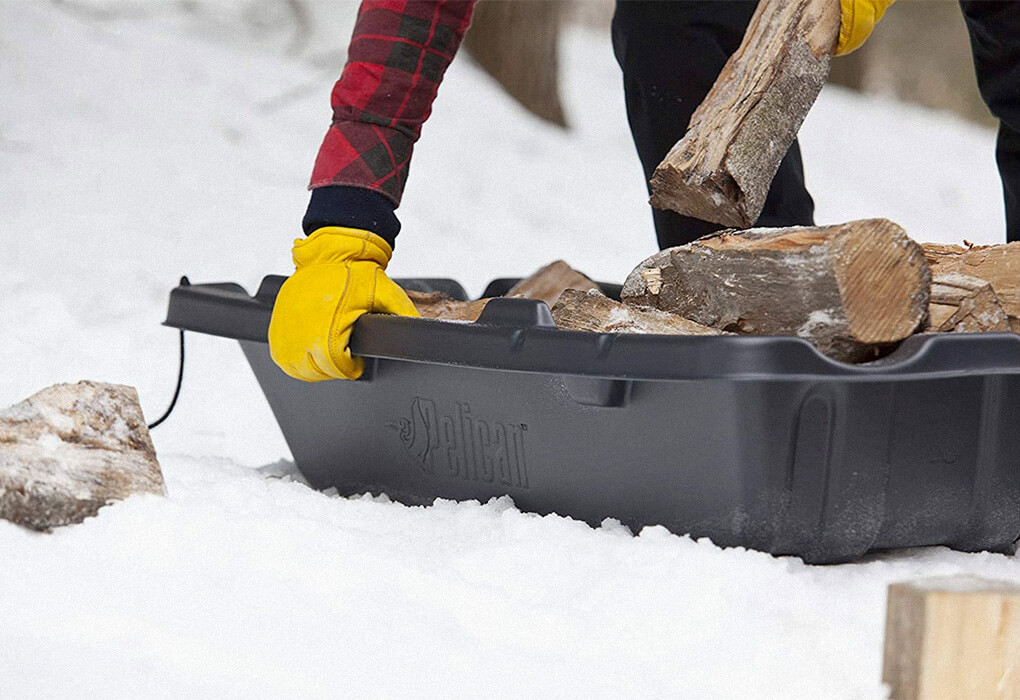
[620,219,931,361]
[649,0,839,228]
[552,289,723,335]
[0,381,166,530]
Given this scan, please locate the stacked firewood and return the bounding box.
[409,223,1020,363]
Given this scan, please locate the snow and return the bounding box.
[0,2,1016,697]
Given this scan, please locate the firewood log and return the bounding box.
[620,219,931,362]
[551,289,724,336]
[408,290,491,322]
[923,242,1020,331]
[507,260,601,308]
[649,0,840,228]
[463,0,566,127]
[927,273,1010,333]
[0,381,165,530]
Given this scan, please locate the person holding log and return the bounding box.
[265,0,997,381]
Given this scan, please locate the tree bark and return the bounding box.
[551,289,723,335]
[649,0,839,228]
[620,219,931,361]
[0,381,165,531]
[927,273,1011,333]
[923,242,1020,332]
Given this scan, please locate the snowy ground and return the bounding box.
[1,2,1015,697]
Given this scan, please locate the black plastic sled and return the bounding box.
[164,275,1020,563]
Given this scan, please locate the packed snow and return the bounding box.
[1,2,1016,697]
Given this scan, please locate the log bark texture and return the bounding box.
[0,381,165,530]
[620,219,931,361]
[551,289,723,335]
[923,242,1020,331]
[649,0,839,228]
[463,0,567,127]
[883,577,1020,700]
[408,290,491,322]
[507,260,601,308]
[927,273,1010,333]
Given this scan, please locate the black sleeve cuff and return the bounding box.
[302,186,401,247]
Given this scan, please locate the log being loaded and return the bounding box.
[649,0,840,228]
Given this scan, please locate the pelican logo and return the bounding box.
[388,397,530,489]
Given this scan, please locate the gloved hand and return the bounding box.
[836,0,894,56]
[268,226,419,382]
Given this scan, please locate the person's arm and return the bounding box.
[303,0,477,246]
[270,0,476,383]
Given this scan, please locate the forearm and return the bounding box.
[305,0,476,243]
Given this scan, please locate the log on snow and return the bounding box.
[408,290,491,322]
[0,381,166,530]
[507,260,601,308]
[883,577,1020,700]
[649,0,840,228]
[923,242,1020,331]
[619,219,931,361]
[927,273,1010,333]
[551,289,724,336]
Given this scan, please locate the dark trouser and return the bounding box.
[613,1,1020,249]
[960,1,1020,242]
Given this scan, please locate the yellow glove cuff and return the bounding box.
[837,0,894,56]
[294,226,394,269]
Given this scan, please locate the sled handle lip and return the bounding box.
[163,276,1020,382]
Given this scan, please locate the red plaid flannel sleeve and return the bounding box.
[309,0,476,205]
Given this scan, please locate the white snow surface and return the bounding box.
[1,2,1016,697]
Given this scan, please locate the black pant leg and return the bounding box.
[611,0,815,250]
[960,1,1020,242]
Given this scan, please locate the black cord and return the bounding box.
[148,328,185,429]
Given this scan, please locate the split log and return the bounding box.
[620,219,931,362]
[0,381,165,530]
[649,0,840,228]
[408,290,491,322]
[551,289,724,336]
[927,273,1010,333]
[463,0,567,127]
[507,260,601,308]
[923,242,1020,331]
[883,577,1020,700]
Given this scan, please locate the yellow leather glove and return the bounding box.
[268,226,419,382]
[837,0,894,56]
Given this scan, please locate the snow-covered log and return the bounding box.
[0,381,165,530]
[649,0,840,228]
[620,219,931,362]
[552,289,724,336]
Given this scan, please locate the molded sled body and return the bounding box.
[165,276,1020,563]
